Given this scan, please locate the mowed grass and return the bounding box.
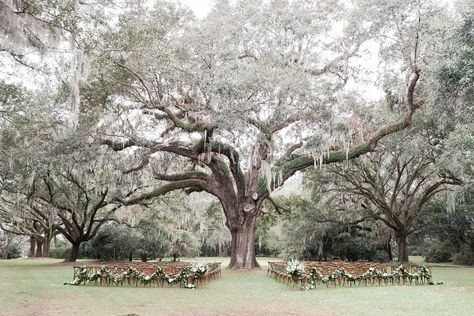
[0,257,473,316]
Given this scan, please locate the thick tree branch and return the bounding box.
[117,179,217,206]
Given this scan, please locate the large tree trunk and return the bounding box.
[228,214,259,269]
[386,239,393,262]
[66,242,80,262]
[29,237,36,258]
[43,237,51,257]
[35,239,43,257]
[397,234,409,263]
[419,237,425,257]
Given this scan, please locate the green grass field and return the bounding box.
[0,257,473,316]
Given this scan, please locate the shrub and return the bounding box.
[452,246,474,265]
[170,230,199,261]
[50,240,72,259]
[0,234,24,259]
[332,234,376,262]
[2,244,22,259]
[425,240,452,263]
[373,250,390,262]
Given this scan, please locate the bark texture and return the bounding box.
[67,242,81,262]
[228,214,260,269]
[397,234,409,263]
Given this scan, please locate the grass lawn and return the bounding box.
[0,257,473,316]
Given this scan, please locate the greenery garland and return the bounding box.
[65,262,220,289]
[269,262,442,290]
[306,265,434,289]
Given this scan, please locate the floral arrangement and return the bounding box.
[285,259,305,277]
[191,262,208,279]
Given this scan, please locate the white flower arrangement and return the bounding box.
[286,259,305,277]
[192,262,208,277]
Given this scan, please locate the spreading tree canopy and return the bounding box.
[0,0,464,268]
[94,0,450,268]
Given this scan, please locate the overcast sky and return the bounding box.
[178,0,213,18]
[179,0,455,18]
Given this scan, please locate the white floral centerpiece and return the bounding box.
[286,259,305,278]
[192,262,208,278]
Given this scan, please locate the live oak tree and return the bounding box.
[24,164,130,261]
[0,1,466,268]
[316,132,463,262]
[0,158,129,262]
[20,139,156,262]
[95,0,451,268]
[0,61,149,262]
[0,105,147,262]
[0,82,62,257]
[0,194,60,257]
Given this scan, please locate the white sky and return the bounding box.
[179,0,456,19]
[177,0,213,18]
